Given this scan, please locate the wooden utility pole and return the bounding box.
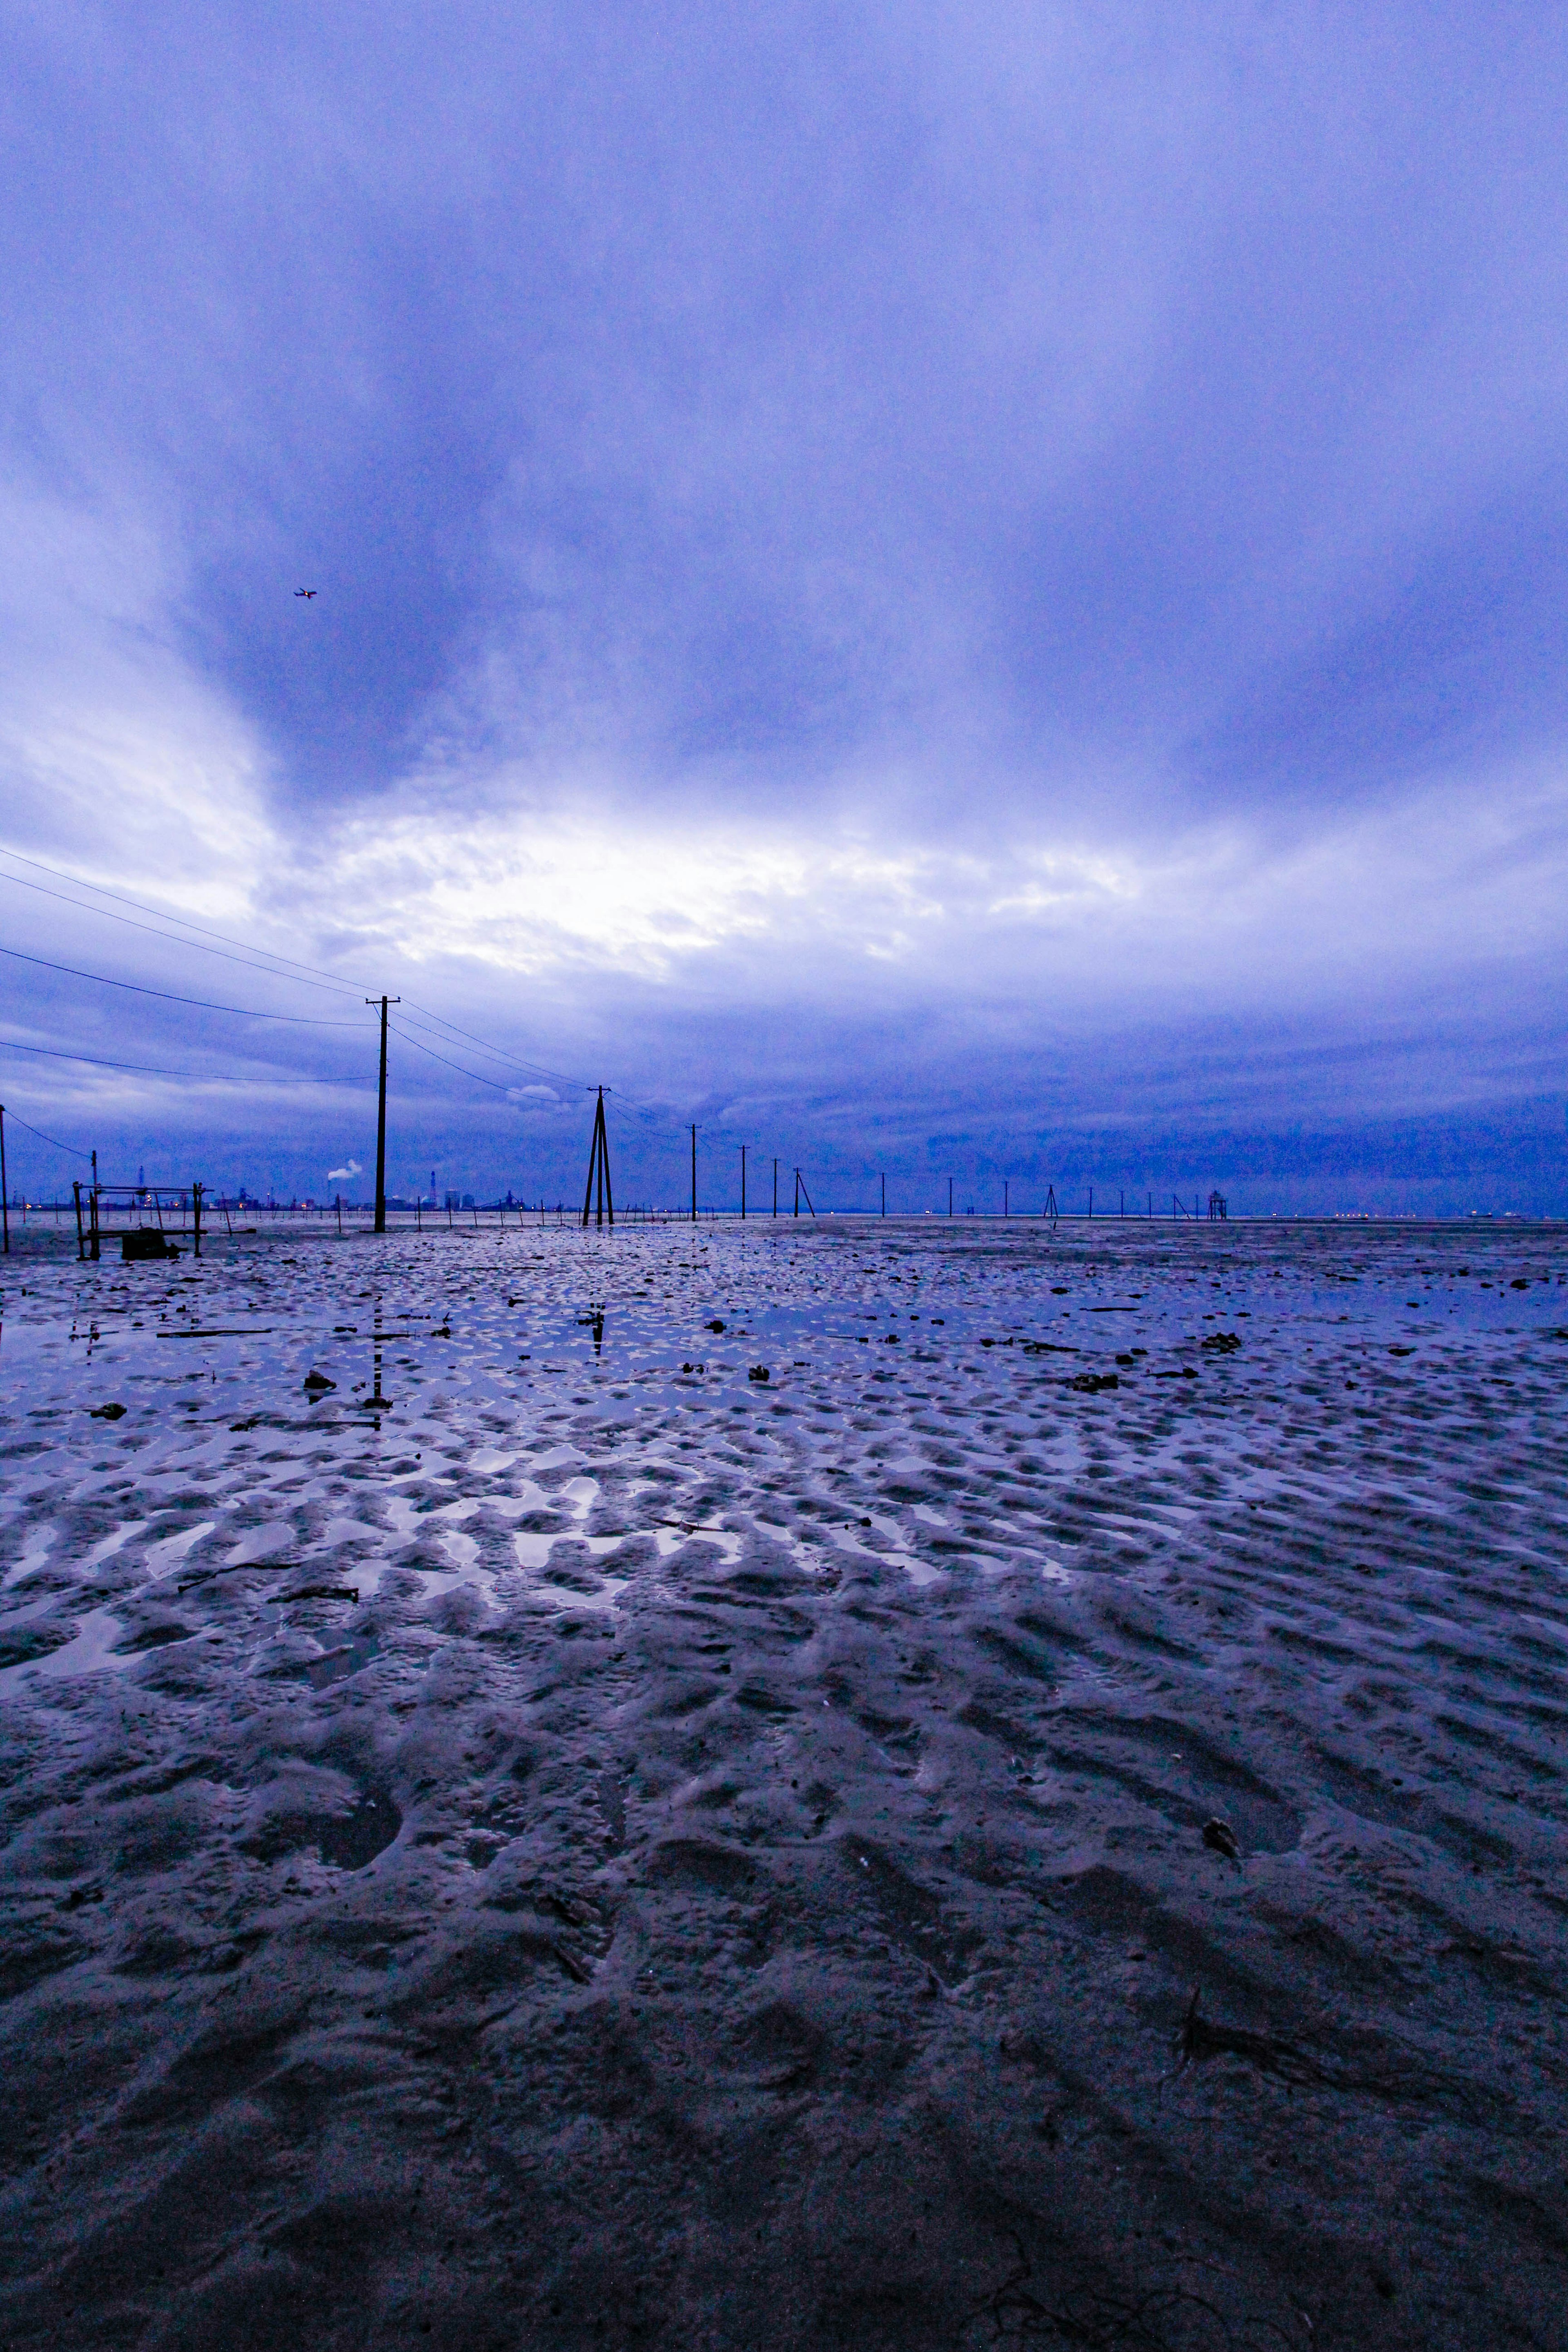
[690,1125,697,1223]
[948,1178,953,1218]
[881,1172,885,1217]
[0,1104,8,1254]
[1004,1179,1009,1218]
[741,1143,746,1220]
[366,995,399,1234]
[773,1157,778,1216]
[580,1087,614,1227]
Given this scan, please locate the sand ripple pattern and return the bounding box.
[0,1217,1565,2349]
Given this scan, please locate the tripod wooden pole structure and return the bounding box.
[581,1088,614,1228]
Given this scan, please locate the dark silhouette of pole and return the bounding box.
[581,1087,614,1227]
[773,1157,778,1216]
[366,995,399,1234]
[741,1143,746,1220]
[948,1178,953,1218]
[1004,1179,1009,1218]
[690,1125,697,1223]
[0,1104,8,1254]
[880,1172,885,1217]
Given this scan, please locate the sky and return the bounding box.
[2,1,1566,1216]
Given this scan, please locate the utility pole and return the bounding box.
[581,1087,614,1228]
[1004,1179,1009,1218]
[366,995,399,1234]
[0,1104,8,1254]
[880,1172,885,1217]
[948,1178,953,1218]
[690,1125,697,1223]
[741,1143,746,1220]
[773,1157,778,1216]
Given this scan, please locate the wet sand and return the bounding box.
[0,1215,1564,2349]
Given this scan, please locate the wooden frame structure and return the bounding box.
[74,1181,204,1262]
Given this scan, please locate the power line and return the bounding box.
[0,854,662,1113]
[0,1035,370,1087]
[389,1022,519,1094]
[0,864,366,1000]
[0,1107,91,1158]
[396,1002,597,1095]
[0,847,715,1145]
[0,847,370,1000]
[0,942,365,1025]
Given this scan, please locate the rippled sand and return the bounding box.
[1,1215,1564,2349]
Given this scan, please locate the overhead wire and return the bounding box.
[0,942,365,1025]
[0,865,368,1000]
[0,844,739,1159]
[0,1107,92,1158]
[0,1036,370,1087]
[0,846,371,1000]
[388,1022,518,1095]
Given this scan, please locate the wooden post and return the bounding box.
[948,1178,953,1218]
[741,1143,746,1220]
[366,994,400,1234]
[881,1172,885,1217]
[0,1104,8,1255]
[73,1180,85,1260]
[192,1181,203,1259]
[1003,1178,1008,1218]
[690,1124,697,1224]
[773,1157,778,1216]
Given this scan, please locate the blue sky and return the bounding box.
[2,3,1565,1214]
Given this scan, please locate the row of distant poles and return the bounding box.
[358,1002,1222,1238]
[581,1097,812,1230]
[359,1003,904,1239]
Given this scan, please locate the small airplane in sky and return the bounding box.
[294,587,317,599]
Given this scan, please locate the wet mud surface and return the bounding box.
[0,1216,1565,2348]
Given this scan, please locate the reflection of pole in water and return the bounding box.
[365,1300,391,1414]
[578,1302,606,1354]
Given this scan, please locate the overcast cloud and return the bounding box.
[1,2,1564,1213]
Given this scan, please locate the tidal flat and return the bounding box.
[0,1215,1564,2350]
